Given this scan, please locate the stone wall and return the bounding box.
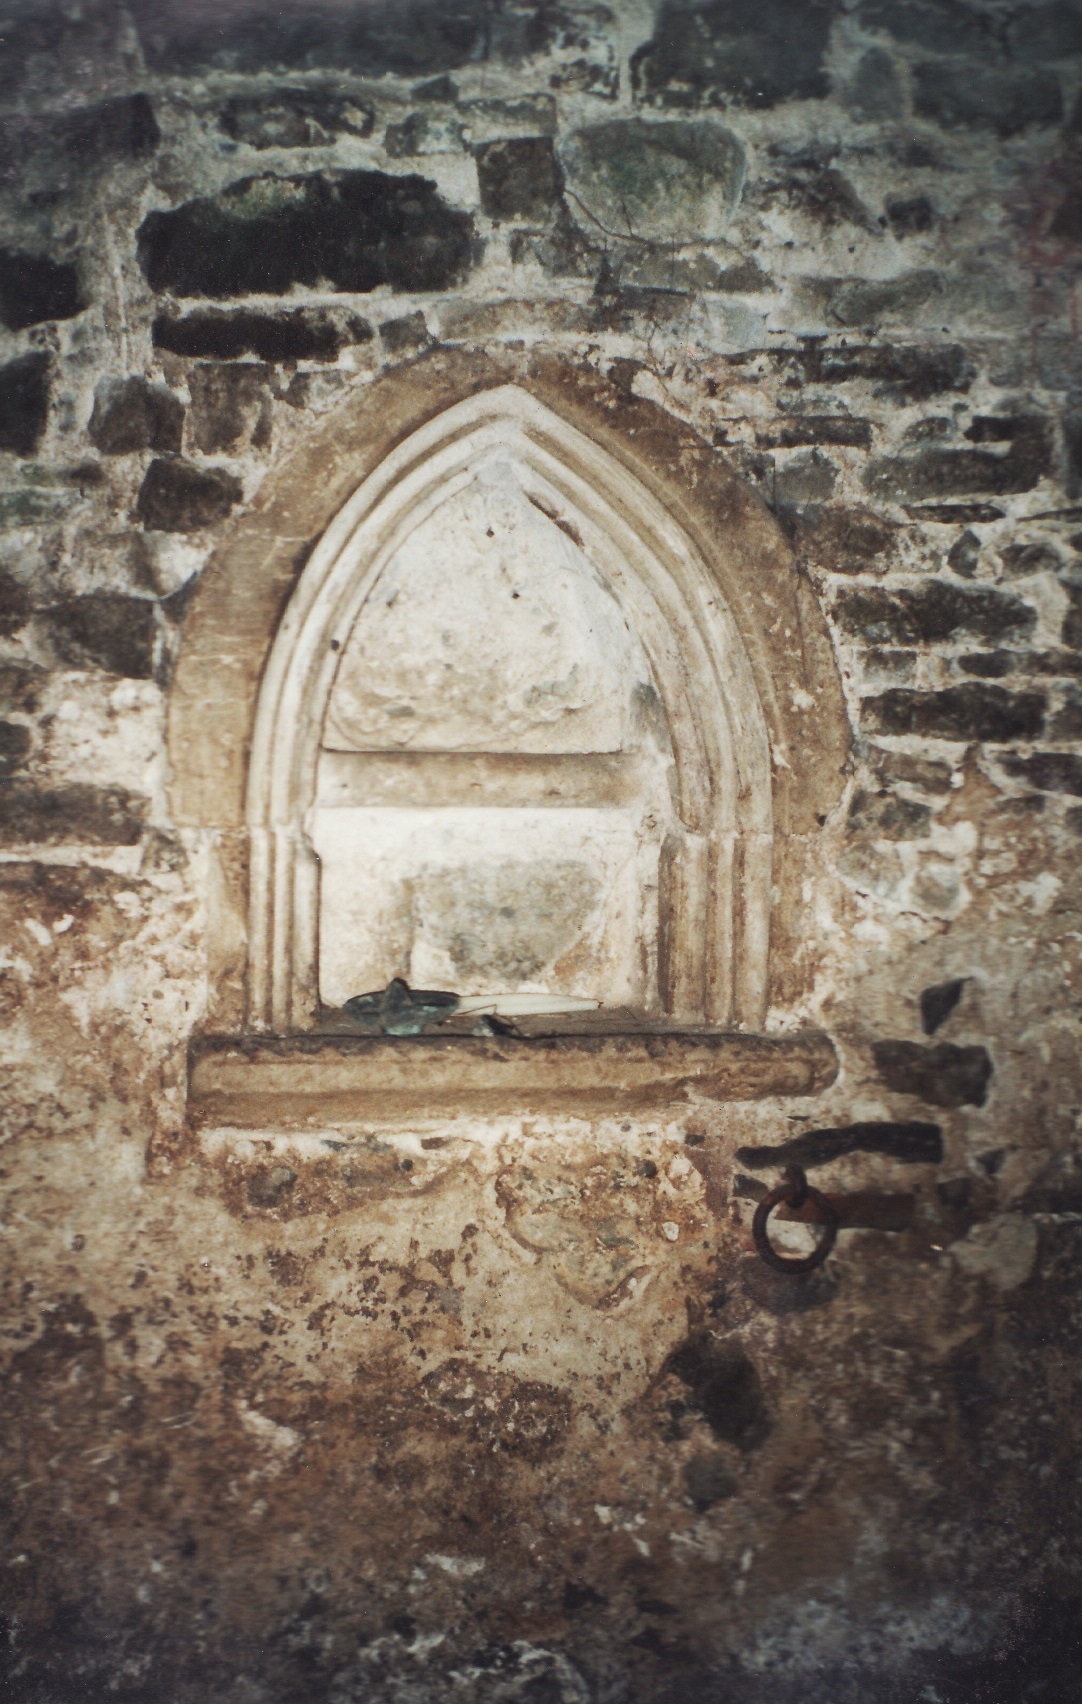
[2,2,1082,1699]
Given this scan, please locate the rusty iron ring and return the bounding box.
[752,1164,838,1275]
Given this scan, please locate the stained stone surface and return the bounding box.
[559,120,745,242]
[2,1,1082,1699]
[323,464,658,755]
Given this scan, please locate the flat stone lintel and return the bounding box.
[187,1029,838,1126]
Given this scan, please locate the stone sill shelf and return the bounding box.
[187,1028,838,1127]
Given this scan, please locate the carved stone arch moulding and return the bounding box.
[170,348,849,1089]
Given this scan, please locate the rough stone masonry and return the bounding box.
[1,1,1082,1700]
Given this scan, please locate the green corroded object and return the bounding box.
[343,977,461,1036]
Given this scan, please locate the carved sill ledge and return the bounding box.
[187,1028,838,1127]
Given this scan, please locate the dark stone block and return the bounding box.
[0,782,147,845]
[758,416,872,449]
[663,1334,771,1450]
[188,365,272,453]
[632,0,833,108]
[1065,585,1082,648]
[947,528,981,578]
[137,0,488,77]
[475,137,562,222]
[873,1039,992,1108]
[848,788,932,839]
[773,449,837,504]
[0,661,43,712]
[789,169,879,233]
[886,194,934,236]
[1007,2,1082,61]
[921,978,966,1036]
[736,1121,944,1168]
[0,569,32,638]
[913,62,1062,135]
[844,48,904,122]
[153,307,372,363]
[57,92,160,163]
[378,312,433,353]
[863,684,1046,742]
[865,419,1051,500]
[136,458,242,533]
[0,721,31,777]
[999,541,1062,577]
[834,582,1035,646]
[0,251,84,331]
[803,342,975,402]
[1050,685,1082,741]
[819,271,945,327]
[1063,408,1082,497]
[87,377,183,455]
[957,651,1014,678]
[860,0,997,56]
[905,502,1006,523]
[138,171,476,298]
[784,505,896,574]
[48,592,157,679]
[999,751,1082,795]
[384,112,466,157]
[714,259,772,291]
[0,353,50,456]
[869,746,954,793]
[220,88,374,148]
[682,1454,736,1511]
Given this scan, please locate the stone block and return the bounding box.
[787,169,879,233]
[0,661,43,711]
[153,307,372,363]
[1065,585,1082,649]
[0,250,84,331]
[864,419,1051,500]
[947,529,981,577]
[863,683,1046,742]
[475,137,562,222]
[914,63,1063,135]
[844,48,904,122]
[784,505,897,574]
[998,541,1063,577]
[219,88,374,148]
[0,720,31,776]
[848,787,932,839]
[999,751,1082,794]
[819,271,944,329]
[56,91,159,163]
[773,449,837,504]
[188,365,273,452]
[835,582,1035,646]
[559,120,744,243]
[0,353,50,456]
[633,0,833,108]
[138,171,476,298]
[385,113,465,157]
[1048,685,1082,740]
[869,746,954,793]
[886,195,934,236]
[759,417,872,450]
[137,0,489,76]
[136,458,243,533]
[872,1038,992,1108]
[803,342,975,401]
[0,568,32,637]
[87,377,183,455]
[1006,2,1082,61]
[860,0,1003,55]
[921,977,966,1035]
[0,782,147,845]
[48,591,158,679]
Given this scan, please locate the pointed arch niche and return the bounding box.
[173,352,847,1123]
